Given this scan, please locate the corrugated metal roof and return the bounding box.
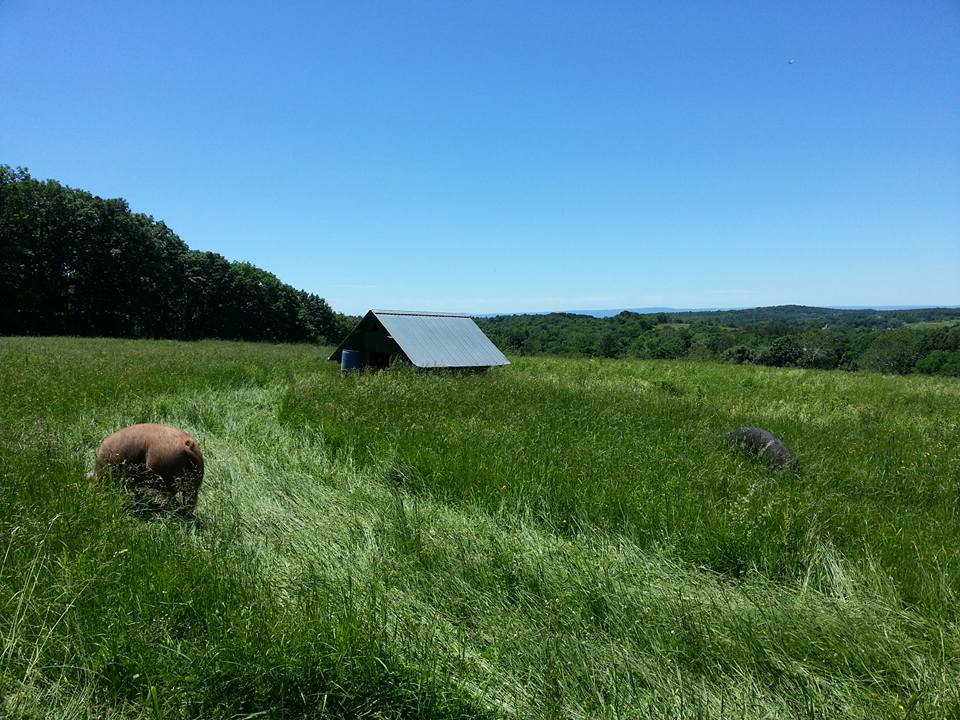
[373,310,509,368]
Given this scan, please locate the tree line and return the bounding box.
[476,307,960,377]
[0,166,351,343]
[4,164,957,376]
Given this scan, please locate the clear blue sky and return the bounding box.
[2,1,957,315]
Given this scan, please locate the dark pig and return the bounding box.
[727,427,797,471]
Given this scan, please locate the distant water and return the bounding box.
[473,306,719,318]
[562,307,724,317]
[477,304,959,318]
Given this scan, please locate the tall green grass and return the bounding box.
[280,357,960,614]
[1,337,958,718]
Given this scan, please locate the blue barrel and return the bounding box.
[340,349,362,374]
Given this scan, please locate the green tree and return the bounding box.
[688,330,725,360]
[635,327,691,359]
[757,337,801,367]
[797,331,840,369]
[722,345,756,364]
[0,167,342,344]
[597,331,620,358]
[858,330,922,374]
[915,350,960,377]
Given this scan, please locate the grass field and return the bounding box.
[1,337,959,719]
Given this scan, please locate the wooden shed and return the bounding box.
[328,310,509,370]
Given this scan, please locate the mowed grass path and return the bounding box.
[1,337,958,718]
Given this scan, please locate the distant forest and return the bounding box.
[476,306,960,377]
[0,166,351,343]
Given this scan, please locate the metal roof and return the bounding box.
[374,310,509,368]
[330,310,509,368]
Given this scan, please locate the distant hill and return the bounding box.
[478,304,959,319]
[549,304,960,319]
[480,304,960,328]
[475,304,960,375]
[640,304,960,327]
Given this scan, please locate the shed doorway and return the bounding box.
[369,351,393,369]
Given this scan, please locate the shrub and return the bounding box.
[722,344,756,364]
[858,330,922,374]
[757,337,801,367]
[915,350,960,377]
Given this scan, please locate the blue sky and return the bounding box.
[2,1,957,315]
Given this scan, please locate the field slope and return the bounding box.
[1,337,959,719]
